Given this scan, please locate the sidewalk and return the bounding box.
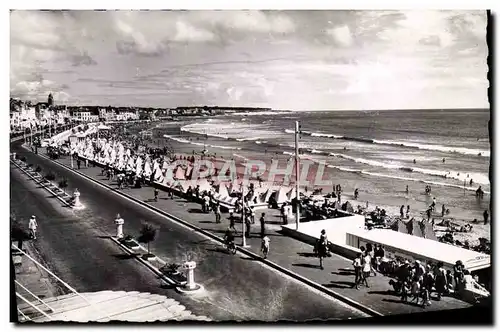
[49,151,471,316]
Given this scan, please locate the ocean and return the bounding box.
[154,109,491,232]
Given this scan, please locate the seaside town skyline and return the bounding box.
[10,10,488,111]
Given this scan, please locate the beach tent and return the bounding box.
[176,181,191,193]
[217,183,230,198]
[186,165,193,180]
[97,123,112,130]
[196,179,212,193]
[143,161,152,177]
[153,167,163,182]
[276,186,290,204]
[174,166,186,180]
[258,189,270,203]
[341,201,354,213]
[287,188,297,200]
[229,181,242,194]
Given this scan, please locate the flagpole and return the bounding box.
[295,121,300,230]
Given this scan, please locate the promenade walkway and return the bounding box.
[41,150,472,317]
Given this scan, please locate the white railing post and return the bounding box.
[18,308,32,321]
[16,293,52,320]
[15,280,55,312]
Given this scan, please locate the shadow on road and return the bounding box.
[368,290,397,296]
[382,298,425,308]
[297,252,316,258]
[292,263,320,269]
[331,271,355,276]
[112,253,135,260]
[188,208,205,214]
[322,281,355,289]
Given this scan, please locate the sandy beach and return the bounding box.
[143,117,491,245]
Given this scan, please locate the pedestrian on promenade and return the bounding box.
[483,209,489,225]
[281,203,287,225]
[250,207,255,224]
[317,229,328,270]
[421,268,434,307]
[352,253,363,289]
[77,159,81,170]
[406,205,410,218]
[260,212,266,238]
[410,276,421,303]
[400,205,405,218]
[154,187,159,202]
[400,279,410,302]
[435,262,447,301]
[229,212,237,232]
[215,203,221,224]
[28,215,38,240]
[406,185,409,194]
[361,252,371,287]
[245,214,251,238]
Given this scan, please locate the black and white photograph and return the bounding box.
[8,6,492,324]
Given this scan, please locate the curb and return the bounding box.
[25,147,382,317]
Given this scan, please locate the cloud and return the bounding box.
[327,25,353,47]
[9,10,488,109]
[174,21,215,42]
[71,51,97,66]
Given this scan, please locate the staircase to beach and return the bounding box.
[18,290,211,322]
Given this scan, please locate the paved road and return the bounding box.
[10,144,367,321]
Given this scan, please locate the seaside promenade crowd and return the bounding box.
[32,121,490,307]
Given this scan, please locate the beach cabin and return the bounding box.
[345,228,490,274]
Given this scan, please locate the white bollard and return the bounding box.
[73,189,82,208]
[115,215,124,239]
[183,261,197,290]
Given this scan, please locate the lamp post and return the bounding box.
[295,121,301,230]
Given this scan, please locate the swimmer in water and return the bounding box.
[442,158,445,163]
[413,159,416,164]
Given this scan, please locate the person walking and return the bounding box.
[229,212,237,233]
[77,158,81,170]
[281,203,288,225]
[28,215,38,240]
[260,212,266,238]
[244,214,251,239]
[435,262,447,301]
[361,252,371,288]
[483,209,489,225]
[352,253,363,289]
[400,205,405,218]
[317,229,329,270]
[215,203,221,224]
[153,187,159,202]
[406,205,410,218]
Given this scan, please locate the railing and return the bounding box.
[13,245,112,321]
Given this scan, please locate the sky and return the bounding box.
[10,10,489,110]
